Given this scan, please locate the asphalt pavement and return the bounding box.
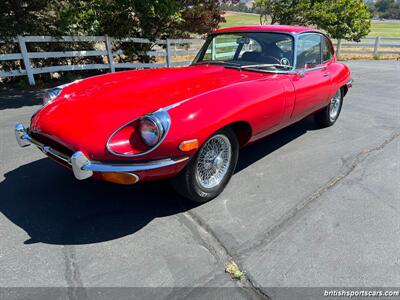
[0,60,399,299]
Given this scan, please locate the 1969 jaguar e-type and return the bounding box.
[15,25,352,202]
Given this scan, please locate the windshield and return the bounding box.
[193,32,294,70]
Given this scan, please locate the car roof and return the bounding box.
[214,25,321,35]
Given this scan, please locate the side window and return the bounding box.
[322,36,333,62]
[296,34,321,69]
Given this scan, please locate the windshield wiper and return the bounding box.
[240,64,293,70]
[193,60,239,67]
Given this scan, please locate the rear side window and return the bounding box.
[322,36,333,62]
[296,34,321,69]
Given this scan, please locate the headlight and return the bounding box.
[139,116,164,147]
[107,110,171,157]
[42,87,62,106]
[42,80,82,106]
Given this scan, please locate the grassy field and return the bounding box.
[368,22,400,37]
[221,12,400,37]
[221,13,261,28]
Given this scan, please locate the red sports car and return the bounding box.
[15,25,352,202]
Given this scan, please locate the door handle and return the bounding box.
[323,72,330,77]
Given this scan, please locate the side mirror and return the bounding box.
[304,61,317,69]
[296,69,307,77]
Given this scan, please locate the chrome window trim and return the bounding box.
[191,30,335,76]
[294,31,335,74]
[106,109,171,158]
[321,35,334,64]
[192,29,338,77]
[193,30,298,74]
[295,32,323,70]
[193,30,332,75]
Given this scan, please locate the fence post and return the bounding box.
[105,35,115,72]
[211,39,216,60]
[336,39,342,57]
[17,35,35,85]
[166,39,172,67]
[373,36,380,56]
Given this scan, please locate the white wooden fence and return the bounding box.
[1,35,399,86]
[0,35,204,85]
[335,37,400,56]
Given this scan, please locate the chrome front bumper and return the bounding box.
[15,123,189,181]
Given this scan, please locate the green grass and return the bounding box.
[220,13,260,28]
[225,261,246,280]
[368,22,400,37]
[221,12,400,37]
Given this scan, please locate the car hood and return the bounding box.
[30,65,263,158]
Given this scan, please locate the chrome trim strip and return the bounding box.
[15,123,189,180]
[294,65,328,77]
[42,145,71,164]
[162,78,266,111]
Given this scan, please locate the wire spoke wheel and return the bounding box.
[195,134,232,189]
[171,127,238,203]
[329,90,342,121]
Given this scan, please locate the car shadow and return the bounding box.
[0,88,43,110]
[0,116,319,245]
[236,116,319,172]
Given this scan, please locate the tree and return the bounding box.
[254,0,311,25]
[0,0,226,83]
[0,0,226,39]
[0,1,226,64]
[0,0,224,39]
[53,0,226,61]
[311,0,371,42]
[176,1,226,36]
[254,0,371,41]
[374,0,400,19]
[0,0,55,37]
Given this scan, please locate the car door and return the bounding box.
[290,33,332,119]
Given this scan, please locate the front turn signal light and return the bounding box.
[101,172,139,185]
[179,139,199,152]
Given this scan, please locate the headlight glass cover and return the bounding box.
[42,87,62,106]
[42,80,82,106]
[139,116,163,147]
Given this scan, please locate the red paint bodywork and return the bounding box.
[29,26,351,181]
[214,25,320,34]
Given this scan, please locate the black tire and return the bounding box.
[314,88,344,128]
[171,127,239,203]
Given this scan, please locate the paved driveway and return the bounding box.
[0,61,399,299]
